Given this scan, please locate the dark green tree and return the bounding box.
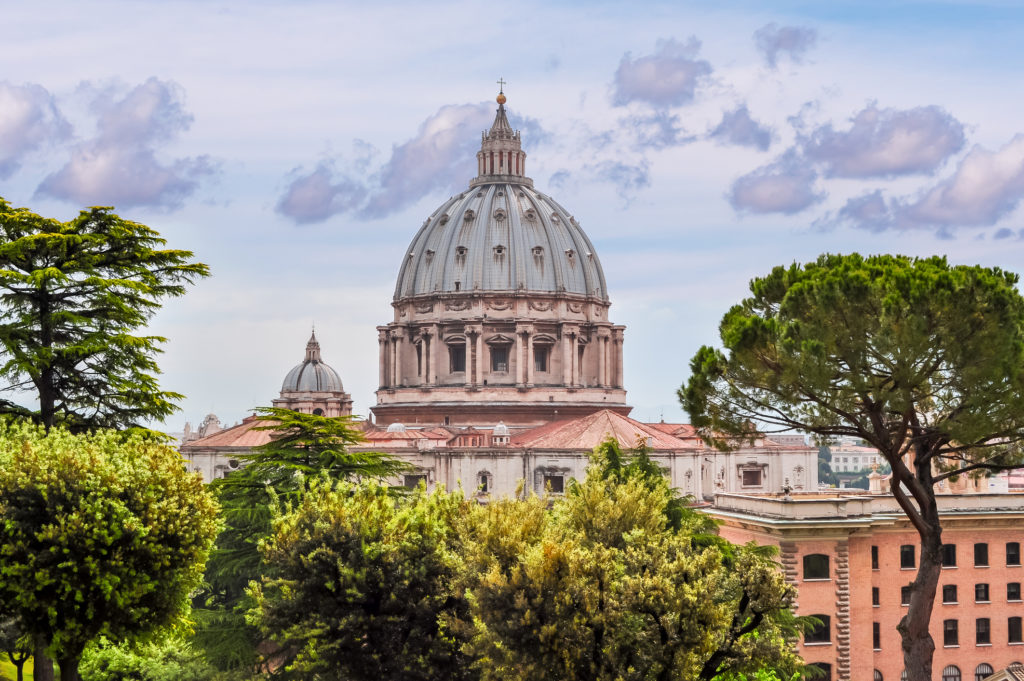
[249,479,474,681]
[195,407,407,676]
[0,613,31,681]
[0,423,220,681]
[0,199,209,431]
[682,253,1024,681]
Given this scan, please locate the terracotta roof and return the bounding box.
[647,422,699,439]
[361,427,451,442]
[512,409,690,450]
[180,416,275,449]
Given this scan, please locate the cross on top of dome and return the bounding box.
[474,83,529,186]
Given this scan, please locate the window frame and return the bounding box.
[900,544,916,569]
[975,664,994,681]
[1009,582,1022,602]
[976,617,991,645]
[901,585,912,606]
[802,553,831,581]
[490,345,509,373]
[873,621,881,650]
[542,474,565,495]
[944,619,959,647]
[1009,542,1022,567]
[872,545,879,570]
[975,583,990,603]
[1010,616,1023,644]
[942,543,958,568]
[942,665,962,681]
[943,584,958,604]
[449,344,466,373]
[872,586,880,607]
[975,543,989,567]
[804,614,831,645]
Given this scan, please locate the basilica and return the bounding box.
[180,89,818,498]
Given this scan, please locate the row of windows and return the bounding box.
[805,614,1024,647]
[869,542,1022,570]
[873,582,1024,605]
[815,663,1005,681]
[447,346,551,374]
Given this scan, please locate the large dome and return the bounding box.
[281,331,345,393]
[394,183,608,301]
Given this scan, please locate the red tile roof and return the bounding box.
[180,417,276,449]
[512,409,691,450]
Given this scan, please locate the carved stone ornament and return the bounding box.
[528,300,554,311]
[567,302,584,313]
[445,299,472,311]
[485,299,512,310]
[413,302,434,313]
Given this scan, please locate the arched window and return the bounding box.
[805,663,831,681]
[942,665,961,681]
[805,614,830,644]
[874,671,883,681]
[312,408,324,416]
[803,554,830,580]
[975,664,994,681]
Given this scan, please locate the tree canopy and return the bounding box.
[0,422,220,681]
[0,198,209,431]
[682,253,1024,681]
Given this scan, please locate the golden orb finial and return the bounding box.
[496,92,507,105]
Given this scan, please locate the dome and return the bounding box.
[394,184,608,301]
[386,422,407,433]
[281,331,345,393]
[393,92,608,302]
[493,421,510,436]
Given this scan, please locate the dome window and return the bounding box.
[525,209,537,221]
[493,245,506,256]
[565,248,576,259]
[532,246,543,256]
[425,249,435,260]
[455,246,468,257]
[496,190,504,197]
[493,208,506,221]
[439,214,449,225]
[464,209,475,221]
[551,214,560,223]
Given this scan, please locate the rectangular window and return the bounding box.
[543,474,564,494]
[975,543,989,567]
[491,346,508,373]
[977,618,991,645]
[943,584,958,604]
[975,583,990,603]
[943,619,959,647]
[534,347,548,373]
[403,474,427,489]
[872,587,880,606]
[942,544,957,567]
[1009,582,1022,601]
[803,554,830,580]
[1011,616,1023,644]
[901,585,912,606]
[1009,542,1021,566]
[805,615,831,644]
[901,545,916,569]
[872,545,879,570]
[873,622,881,650]
[741,468,763,487]
[449,345,466,373]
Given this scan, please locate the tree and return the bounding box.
[682,253,1024,681]
[0,422,221,681]
[0,613,31,681]
[248,478,474,681]
[78,636,214,681]
[195,407,407,676]
[0,199,209,431]
[462,446,800,681]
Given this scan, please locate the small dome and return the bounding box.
[493,421,510,436]
[281,331,345,393]
[386,422,407,433]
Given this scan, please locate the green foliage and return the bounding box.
[461,447,800,681]
[0,423,220,676]
[681,253,1024,680]
[79,636,213,681]
[194,408,407,675]
[0,198,209,430]
[248,479,474,681]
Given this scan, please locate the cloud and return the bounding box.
[612,38,712,108]
[590,160,650,199]
[0,82,70,179]
[754,23,818,68]
[623,112,692,150]
[37,78,214,209]
[276,162,367,224]
[834,135,1024,231]
[709,105,772,151]
[277,102,549,223]
[802,104,964,178]
[729,152,823,214]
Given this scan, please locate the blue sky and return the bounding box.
[3,0,1024,427]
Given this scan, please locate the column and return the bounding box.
[392,330,403,387]
[571,334,579,387]
[598,331,608,387]
[614,329,624,388]
[476,331,484,385]
[526,330,535,386]
[562,326,573,386]
[515,329,524,386]
[378,328,389,388]
[429,325,440,385]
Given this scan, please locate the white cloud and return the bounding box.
[709,105,772,151]
[0,81,70,179]
[803,104,964,178]
[754,23,817,68]
[612,38,712,108]
[276,162,367,224]
[729,152,823,214]
[36,78,214,209]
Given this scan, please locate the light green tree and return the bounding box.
[462,445,800,681]
[0,198,209,432]
[682,253,1024,681]
[0,423,220,681]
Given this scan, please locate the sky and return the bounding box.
[3,0,1024,428]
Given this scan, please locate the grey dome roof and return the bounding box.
[281,332,345,393]
[394,183,608,301]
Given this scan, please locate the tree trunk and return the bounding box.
[33,638,54,681]
[58,655,79,681]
